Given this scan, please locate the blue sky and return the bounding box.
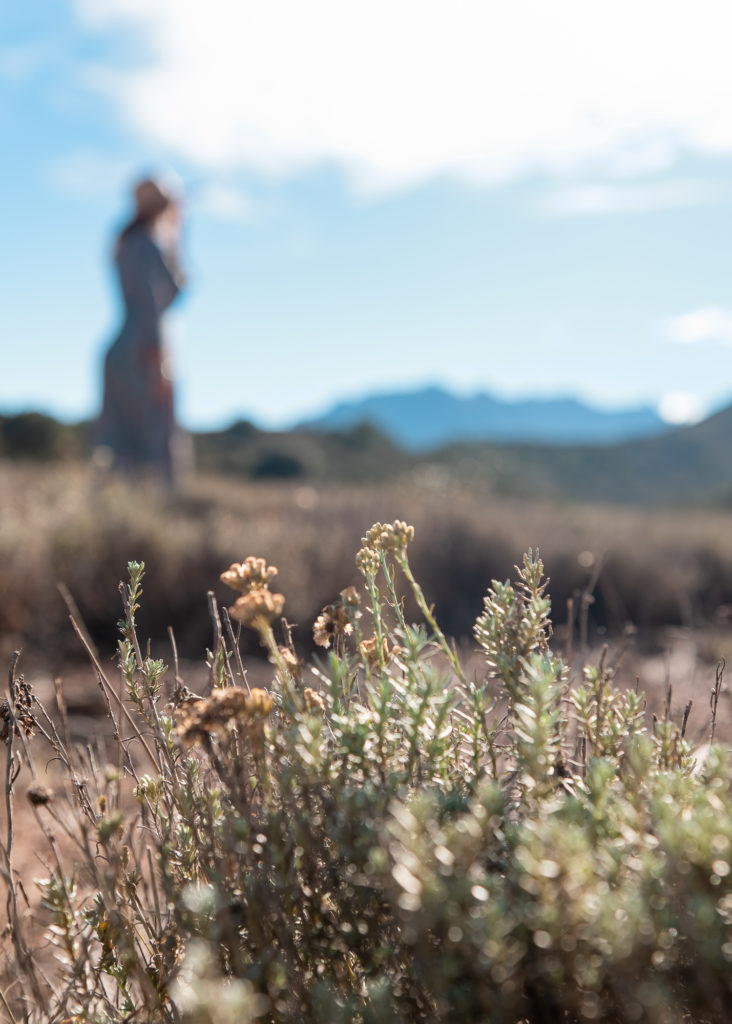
[4,0,732,429]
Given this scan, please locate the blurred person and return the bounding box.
[95,176,192,484]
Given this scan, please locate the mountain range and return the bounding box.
[299,386,670,450]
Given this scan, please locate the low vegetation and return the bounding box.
[3,461,732,674]
[5,402,732,503]
[2,522,732,1022]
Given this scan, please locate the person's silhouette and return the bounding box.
[96,177,190,483]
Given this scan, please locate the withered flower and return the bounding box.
[278,646,303,683]
[313,611,336,648]
[303,688,326,714]
[339,586,361,611]
[165,685,202,714]
[230,590,285,629]
[0,676,36,741]
[247,688,274,715]
[175,687,274,748]
[361,520,415,555]
[356,545,381,578]
[27,782,54,806]
[220,557,278,594]
[359,635,397,670]
[313,588,361,648]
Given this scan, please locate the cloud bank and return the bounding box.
[667,307,732,346]
[73,0,732,193]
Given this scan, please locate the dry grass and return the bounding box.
[3,458,732,665]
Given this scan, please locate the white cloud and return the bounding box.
[658,392,709,425]
[667,307,732,346]
[67,1,732,194]
[541,179,723,217]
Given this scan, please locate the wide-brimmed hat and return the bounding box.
[133,177,176,219]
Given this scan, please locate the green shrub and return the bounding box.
[2,523,732,1022]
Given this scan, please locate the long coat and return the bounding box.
[97,224,186,481]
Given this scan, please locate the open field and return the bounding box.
[3,455,732,762]
[3,457,732,657]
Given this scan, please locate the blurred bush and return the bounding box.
[0,412,88,460]
[3,461,732,671]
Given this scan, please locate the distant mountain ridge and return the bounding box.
[298,386,670,450]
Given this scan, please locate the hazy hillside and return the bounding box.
[300,385,669,449]
[3,402,732,505]
[434,402,732,504]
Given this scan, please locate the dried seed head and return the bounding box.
[339,586,361,611]
[165,686,202,714]
[27,783,54,807]
[0,676,36,741]
[313,603,354,649]
[313,586,362,648]
[359,635,397,670]
[220,557,278,594]
[175,686,274,747]
[247,688,274,715]
[356,545,381,578]
[303,688,326,714]
[361,520,415,556]
[313,611,337,648]
[278,646,303,683]
[229,590,285,629]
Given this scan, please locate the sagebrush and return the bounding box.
[1,521,731,1023]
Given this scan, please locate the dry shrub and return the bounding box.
[3,460,732,668]
[2,527,732,1022]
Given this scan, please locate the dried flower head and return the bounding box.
[230,590,285,629]
[175,687,273,748]
[278,646,303,683]
[361,520,415,559]
[313,588,360,649]
[166,685,202,714]
[312,587,362,648]
[356,545,381,579]
[359,635,397,671]
[27,783,54,807]
[0,676,36,742]
[220,557,278,594]
[339,586,362,611]
[303,688,326,714]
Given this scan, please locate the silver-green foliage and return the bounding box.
[3,530,732,1023]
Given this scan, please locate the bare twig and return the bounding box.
[66,615,158,772]
[168,626,183,700]
[222,607,251,693]
[711,659,725,742]
[57,581,99,661]
[207,590,223,695]
[681,700,693,740]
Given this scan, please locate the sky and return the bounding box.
[4,1,732,430]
